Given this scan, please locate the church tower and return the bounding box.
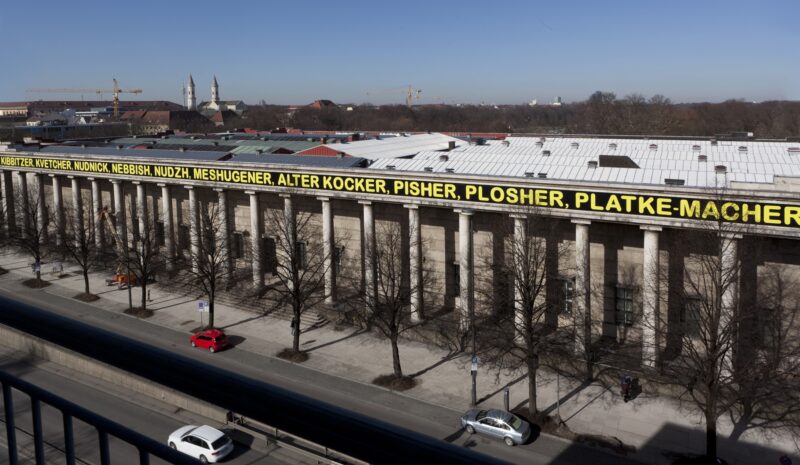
[186,74,196,110]
[211,75,220,107]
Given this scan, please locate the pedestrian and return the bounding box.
[621,374,633,402]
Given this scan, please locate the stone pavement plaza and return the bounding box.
[0,250,795,465]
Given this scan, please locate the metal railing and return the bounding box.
[0,295,508,465]
[0,370,198,465]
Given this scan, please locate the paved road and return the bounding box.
[0,347,306,465]
[0,277,643,465]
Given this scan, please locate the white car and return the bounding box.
[168,425,233,463]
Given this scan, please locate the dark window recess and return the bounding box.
[334,245,345,274]
[681,296,702,337]
[598,155,640,168]
[295,241,307,270]
[557,277,575,315]
[615,286,635,326]
[263,237,277,273]
[178,225,190,251]
[664,178,685,186]
[155,221,165,246]
[232,232,244,259]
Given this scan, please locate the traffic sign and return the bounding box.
[197,301,209,313]
[471,355,479,372]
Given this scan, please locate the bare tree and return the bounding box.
[124,210,164,312]
[475,213,568,418]
[58,201,99,297]
[728,263,800,441]
[340,221,436,381]
[11,179,50,286]
[175,202,235,328]
[265,198,332,356]
[658,190,746,461]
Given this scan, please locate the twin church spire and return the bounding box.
[186,74,219,110]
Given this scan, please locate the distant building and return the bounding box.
[308,100,338,109]
[197,76,247,115]
[120,110,210,134]
[0,101,183,119]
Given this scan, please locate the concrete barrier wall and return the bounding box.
[0,324,228,423]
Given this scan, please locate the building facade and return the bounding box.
[0,135,798,368]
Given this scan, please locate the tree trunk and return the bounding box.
[705,411,718,461]
[141,281,147,311]
[208,292,215,328]
[83,269,90,295]
[729,401,752,441]
[527,354,539,418]
[292,305,300,352]
[36,269,41,285]
[391,334,403,378]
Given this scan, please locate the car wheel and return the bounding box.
[209,346,216,353]
[199,455,208,463]
[169,442,176,449]
[504,436,515,447]
[191,341,196,347]
[465,425,475,434]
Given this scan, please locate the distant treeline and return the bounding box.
[245,91,800,138]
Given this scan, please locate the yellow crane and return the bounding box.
[26,78,143,117]
[365,85,422,107]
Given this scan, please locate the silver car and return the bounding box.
[460,409,531,446]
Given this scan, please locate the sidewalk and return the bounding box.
[0,250,795,465]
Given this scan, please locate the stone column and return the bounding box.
[186,186,200,273]
[405,204,422,323]
[158,184,174,270]
[360,201,376,308]
[721,233,740,373]
[17,172,29,238]
[214,188,232,284]
[642,226,661,367]
[458,210,474,332]
[36,174,47,244]
[319,197,335,305]
[135,182,148,245]
[69,177,83,249]
[573,220,591,356]
[247,191,263,289]
[111,180,127,248]
[1,170,15,236]
[50,174,64,246]
[88,178,104,252]
[513,214,527,341]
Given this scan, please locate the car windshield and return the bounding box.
[508,414,523,430]
[211,436,229,450]
[475,410,487,421]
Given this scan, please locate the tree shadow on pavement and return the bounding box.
[304,328,366,352]
[477,373,526,405]
[541,378,595,417]
[220,312,269,330]
[408,350,464,379]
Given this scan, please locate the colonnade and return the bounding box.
[0,169,751,367]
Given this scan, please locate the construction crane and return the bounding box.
[26,79,143,117]
[365,85,422,107]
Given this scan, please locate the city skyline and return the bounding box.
[1,0,798,105]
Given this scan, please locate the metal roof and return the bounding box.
[369,136,800,189]
[332,133,465,160]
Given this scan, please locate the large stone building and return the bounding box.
[0,133,798,368]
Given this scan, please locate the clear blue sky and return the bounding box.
[1,0,797,105]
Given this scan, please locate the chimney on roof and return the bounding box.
[439,154,449,162]
[715,165,727,174]
[588,160,598,169]
[501,140,510,147]
[336,152,345,158]
[424,166,433,172]
[256,149,263,154]
[179,146,186,152]
[445,168,455,173]
[448,141,456,150]
[116,145,123,150]
[321,137,327,144]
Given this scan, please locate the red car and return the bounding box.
[190,329,229,353]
